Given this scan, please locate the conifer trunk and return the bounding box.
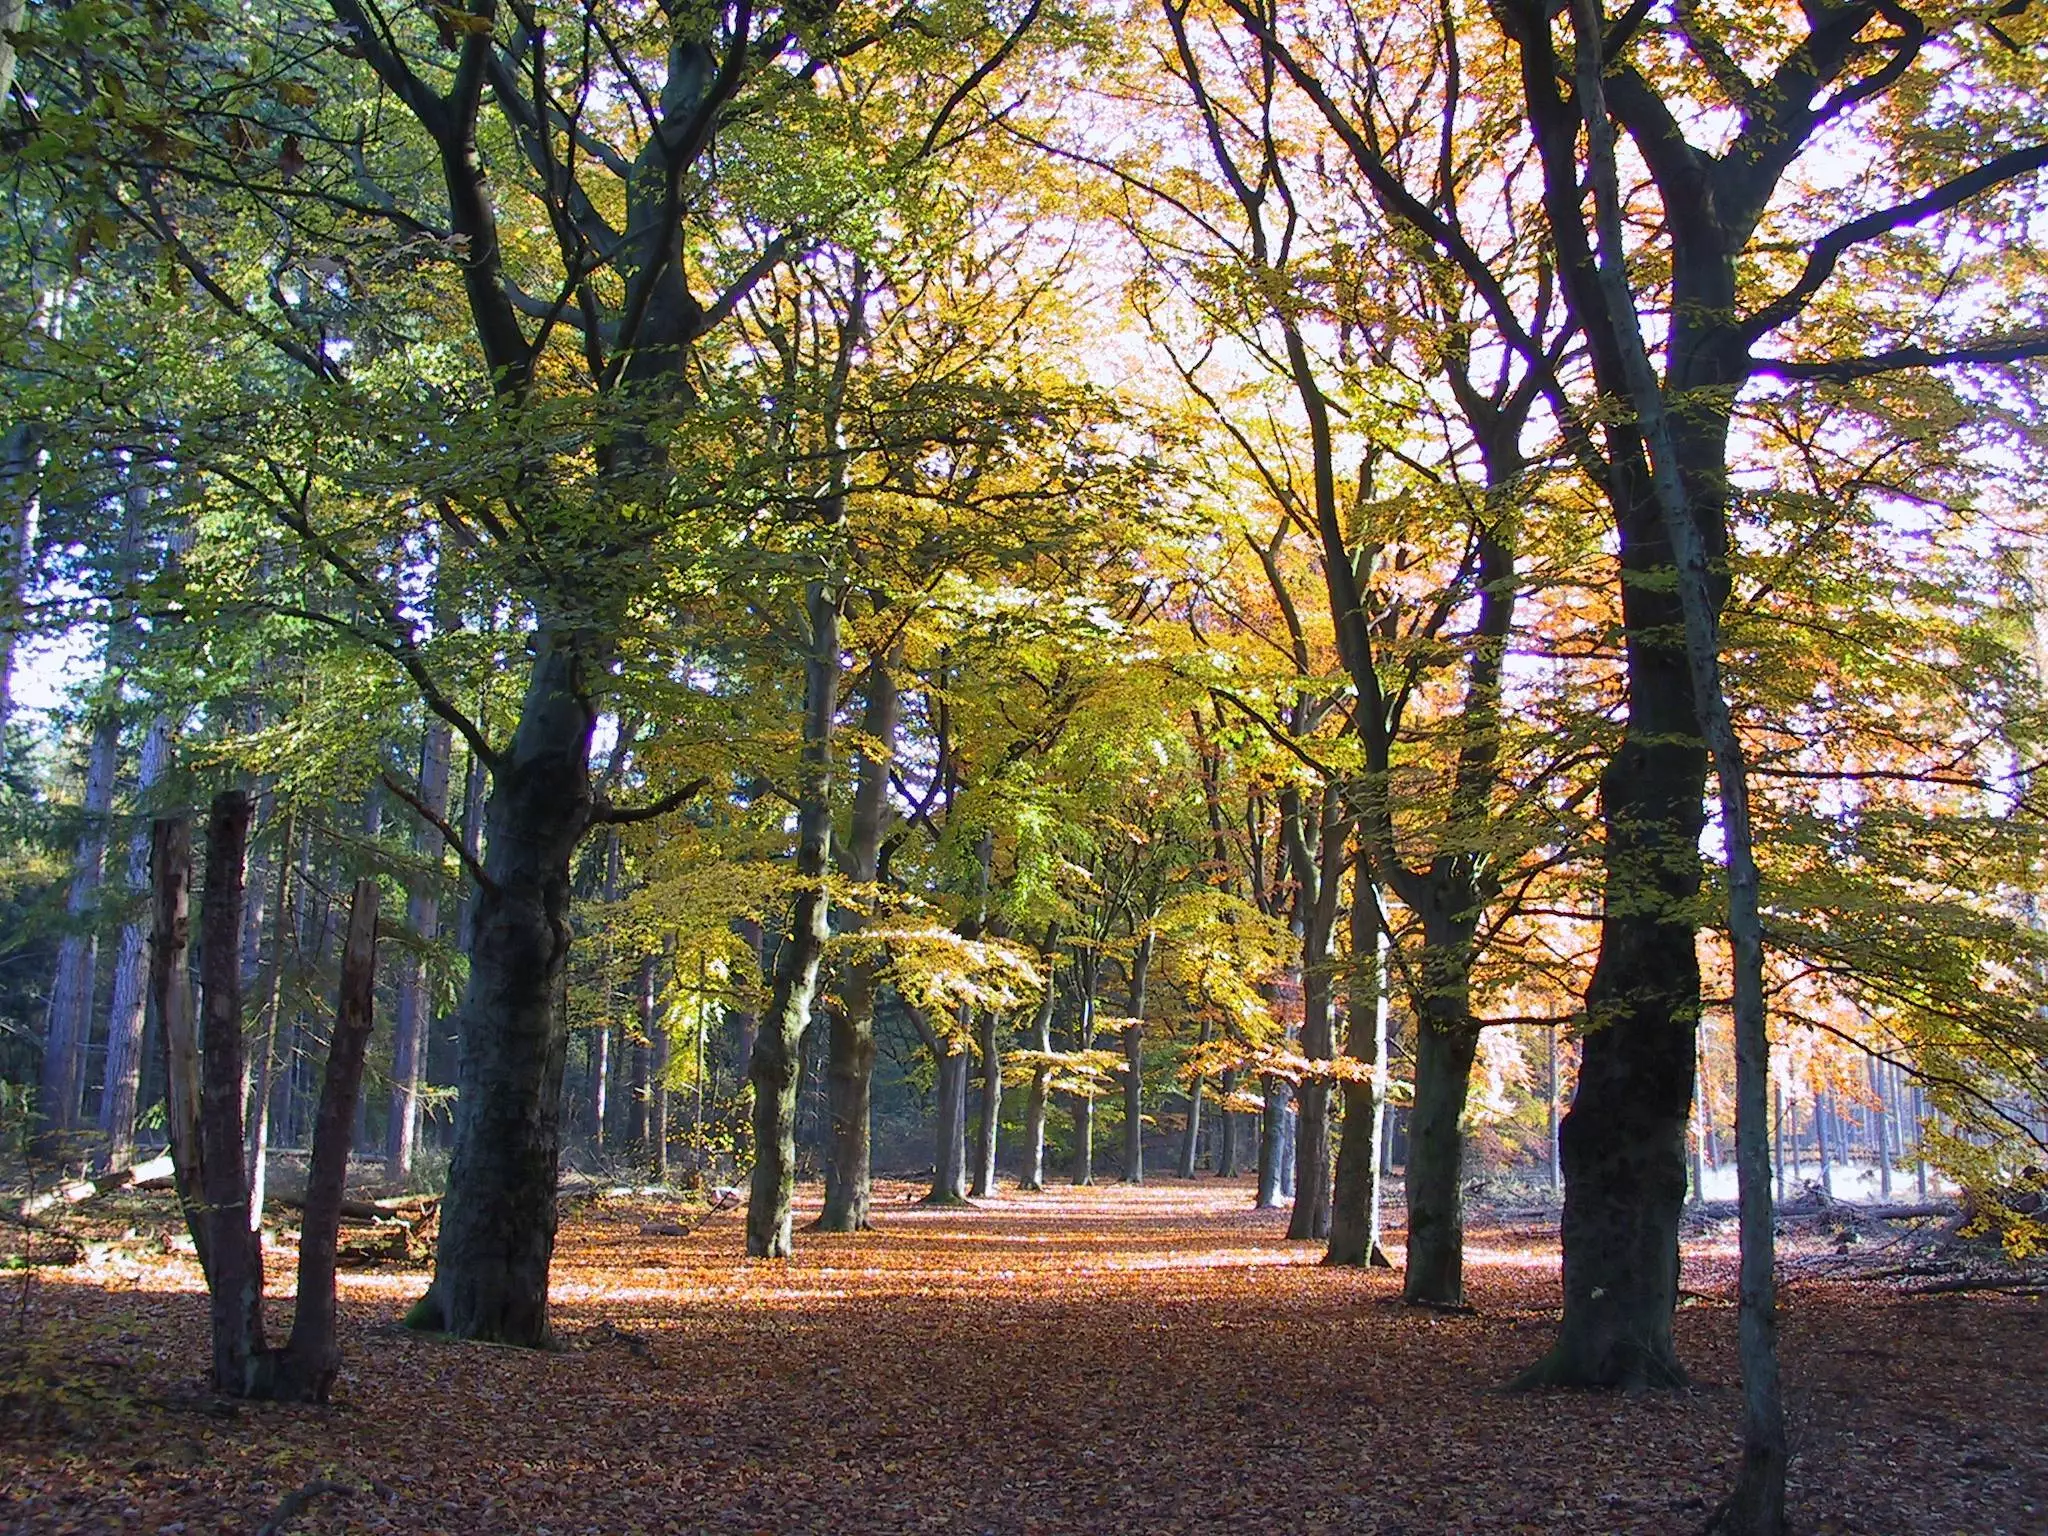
[38,712,121,1160]
[100,713,175,1168]
[388,720,452,1178]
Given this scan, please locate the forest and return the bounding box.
[1,0,2046,1531]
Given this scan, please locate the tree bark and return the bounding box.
[409,629,603,1341]
[151,818,203,1275]
[972,1005,1002,1198]
[243,816,299,1230]
[197,790,265,1395]
[0,421,39,739]
[1328,879,1391,1266]
[643,953,669,1179]
[99,711,175,1168]
[1217,1068,1241,1177]
[267,878,379,1403]
[1120,930,1152,1183]
[38,710,121,1161]
[747,579,838,1258]
[820,654,897,1231]
[928,1032,972,1204]
[1543,30,1786,1517]
[1403,1001,1481,1304]
[388,720,452,1178]
[1019,941,1059,1192]
[1256,1075,1289,1208]
[1070,950,1099,1186]
[1179,1019,1210,1178]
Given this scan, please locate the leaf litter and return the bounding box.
[1,1180,2041,1534]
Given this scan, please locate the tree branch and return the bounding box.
[592,776,712,826]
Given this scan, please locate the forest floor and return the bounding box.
[2,1177,2043,1535]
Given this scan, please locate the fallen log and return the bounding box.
[277,1193,439,1225]
[17,1153,176,1220]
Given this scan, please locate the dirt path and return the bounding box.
[4,1180,2042,1533]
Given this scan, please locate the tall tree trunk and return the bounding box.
[410,630,603,1342]
[590,831,624,1150]
[972,1006,1002,1197]
[243,816,298,1230]
[1217,1068,1241,1177]
[1328,880,1391,1267]
[1815,1092,1834,1200]
[1550,40,1786,1517]
[0,421,42,740]
[1121,930,1152,1183]
[99,711,175,1168]
[1403,1004,1481,1304]
[388,720,453,1178]
[267,878,379,1403]
[151,818,203,1276]
[38,710,121,1160]
[196,791,265,1394]
[1289,948,1337,1240]
[1070,951,1099,1186]
[642,953,668,1179]
[746,581,838,1258]
[820,654,897,1231]
[1256,1075,1289,1208]
[1019,943,1058,1192]
[1547,1025,1562,1196]
[927,1035,971,1204]
[1179,1018,1210,1178]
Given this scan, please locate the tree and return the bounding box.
[1228,0,2048,1387]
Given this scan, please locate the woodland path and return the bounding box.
[4,1179,2043,1534]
